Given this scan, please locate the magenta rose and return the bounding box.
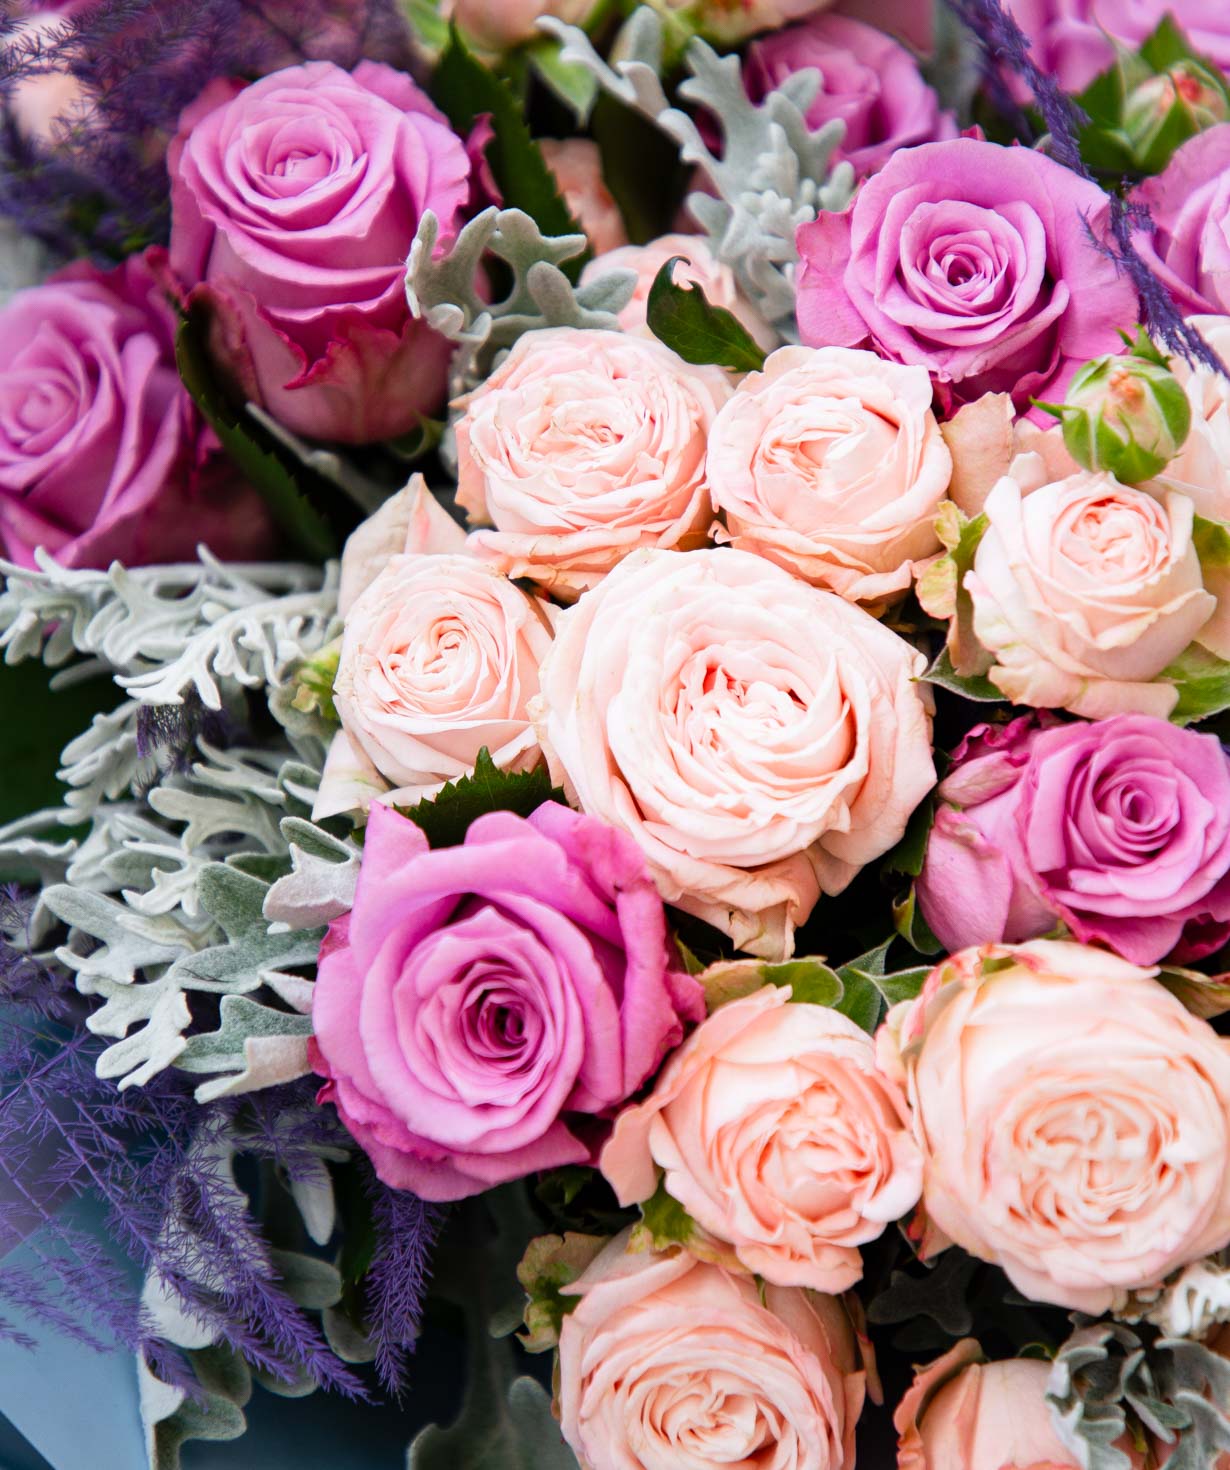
[310,802,705,1201]
[168,60,473,445]
[796,138,1138,410]
[1004,0,1230,98]
[1131,124,1230,317]
[744,16,955,177]
[0,250,270,569]
[917,713,1230,965]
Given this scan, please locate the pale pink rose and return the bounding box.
[442,0,596,53]
[579,234,775,348]
[707,345,951,606]
[540,140,627,256]
[1161,315,1230,523]
[895,1340,1097,1470]
[534,547,935,959]
[455,328,730,599]
[967,464,1218,717]
[322,500,554,816]
[558,1230,864,1470]
[601,984,922,1293]
[879,940,1230,1314]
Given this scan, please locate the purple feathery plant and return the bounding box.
[135,691,235,772]
[363,1169,445,1399]
[944,0,1227,377]
[0,0,412,259]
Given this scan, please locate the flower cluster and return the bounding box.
[14,2,1230,1469]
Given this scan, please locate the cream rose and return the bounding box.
[895,1340,1110,1470]
[455,328,729,599]
[708,346,951,606]
[879,940,1230,1314]
[579,233,775,347]
[558,1231,863,1470]
[534,547,935,959]
[540,140,627,256]
[967,464,1217,717]
[317,480,555,818]
[601,984,922,1292]
[441,0,597,53]
[1162,314,1230,522]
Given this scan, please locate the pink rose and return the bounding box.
[442,0,596,53]
[579,233,774,347]
[601,984,922,1293]
[558,1230,864,1470]
[534,547,935,959]
[310,803,704,1201]
[168,61,473,445]
[1131,126,1230,318]
[879,940,1230,1313]
[967,462,1219,716]
[917,714,1230,965]
[455,328,730,599]
[1005,0,1230,98]
[0,250,269,569]
[895,1339,1106,1470]
[4,12,91,145]
[745,15,956,177]
[797,139,1139,411]
[540,140,627,257]
[706,345,951,606]
[1165,315,1230,521]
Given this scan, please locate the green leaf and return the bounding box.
[430,27,581,253]
[892,886,946,956]
[832,972,884,1033]
[916,504,992,680]
[516,1232,607,1352]
[634,1176,695,1251]
[646,257,767,371]
[761,958,844,1007]
[881,793,936,879]
[525,36,600,122]
[922,647,1004,702]
[398,749,566,847]
[402,0,449,51]
[1160,642,1230,725]
[175,313,336,561]
[838,940,932,1009]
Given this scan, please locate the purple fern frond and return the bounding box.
[363,1171,445,1399]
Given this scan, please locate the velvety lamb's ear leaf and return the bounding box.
[175,313,337,561]
[1161,642,1230,726]
[646,257,767,372]
[397,749,567,848]
[430,26,582,259]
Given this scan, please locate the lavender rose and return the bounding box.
[310,802,704,1201]
[1131,124,1230,317]
[796,138,1138,411]
[168,61,474,445]
[917,714,1230,965]
[744,15,955,177]
[0,250,269,569]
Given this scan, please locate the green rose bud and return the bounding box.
[1123,62,1229,165]
[1041,350,1192,484]
[292,638,341,722]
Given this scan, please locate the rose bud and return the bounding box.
[1042,346,1192,483]
[1123,63,1229,164]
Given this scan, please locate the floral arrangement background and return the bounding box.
[8,0,1230,1467]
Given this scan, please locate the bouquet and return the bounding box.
[8,0,1230,1466]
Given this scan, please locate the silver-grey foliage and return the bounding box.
[541,6,855,330]
[406,205,638,396]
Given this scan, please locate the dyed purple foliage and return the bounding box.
[944,0,1227,376]
[364,1171,444,1399]
[134,693,233,769]
[0,0,412,258]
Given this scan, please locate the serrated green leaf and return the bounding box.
[398,749,566,848]
[636,1176,695,1250]
[430,27,582,258]
[922,647,1004,702]
[175,313,336,561]
[646,257,767,371]
[1161,642,1230,725]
